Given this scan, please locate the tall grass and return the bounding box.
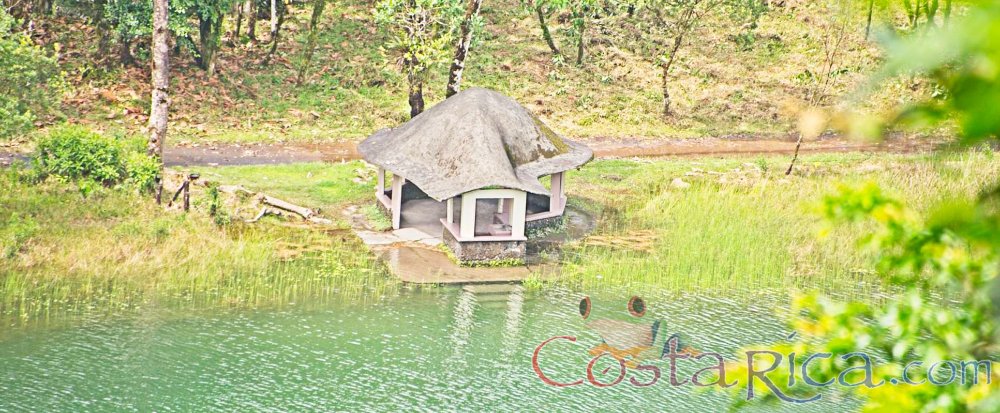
[0,163,394,321]
[3,151,996,319]
[558,150,1000,298]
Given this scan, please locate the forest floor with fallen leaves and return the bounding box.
[15,0,950,147]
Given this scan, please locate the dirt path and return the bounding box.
[1,134,941,168]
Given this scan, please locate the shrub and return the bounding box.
[33,126,161,192]
[0,10,63,139]
[125,151,160,192]
[34,126,126,185]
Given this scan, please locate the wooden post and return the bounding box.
[155,176,163,204]
[460,192,476,239]
[391,175,404,229]
[185,173,198,212]
[182,181,190,211]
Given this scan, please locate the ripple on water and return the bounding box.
[0,286,859,412]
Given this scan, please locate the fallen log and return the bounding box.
[262,195,314,219]
[247,207,280,223]
[262,195,332,224]
[218,185,332,225]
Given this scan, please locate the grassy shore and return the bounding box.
[0,162,390,320]
[556,149,1000,297]
[3,149,997,319]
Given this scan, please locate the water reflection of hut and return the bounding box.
[359,88,593,264]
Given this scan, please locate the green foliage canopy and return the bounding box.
[373,0,466,76]
[730,2,1000,411]
[0,10,64,139]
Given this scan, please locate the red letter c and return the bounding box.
[532,336,583,387]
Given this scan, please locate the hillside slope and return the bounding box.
[36,0,930,144]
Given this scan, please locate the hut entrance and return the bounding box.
[474,198,514,237]
[376,171,447,236]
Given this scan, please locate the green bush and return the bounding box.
[33,126,161,192]
[35,126,126,185]
[0,10,63,139]
[124,151,160,191]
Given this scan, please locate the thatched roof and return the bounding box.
[359,87,593,201]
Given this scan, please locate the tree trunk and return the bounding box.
[926,0,939,26]
[149,0,170,166]
[97,26,114,66]
[247,0,258,42]
[661,64,671,116]
[235,2,244,44]
[270,0,279,41]
[661,34,684,117]
[785,133,803,175]
[943,0,951,26]
[902,0,915,28]
[575,12,585,66]
[446,0,482,97]
[534,2,560,55]
[94,0,114,65]
[35,0,53,15]
[297,0,328,84]
[864,0,874,39]
[198,15,223,74]
[120,36,134,66]
[265,1,285,62]
[407,66,424,118]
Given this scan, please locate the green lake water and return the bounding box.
[0,284,867,412]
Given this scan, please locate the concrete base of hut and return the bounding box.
[526,214,564,233]
[442,230,526,265]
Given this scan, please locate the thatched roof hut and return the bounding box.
[360,87,592,264]
[358,87,593,202]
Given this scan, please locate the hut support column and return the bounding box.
[376,167,385,196]
[446,197,454,223]
[391,175,405,229]
[550,172,565,212]
[500,198,512,222]
[511,191,527,238]
[460,192,476,239]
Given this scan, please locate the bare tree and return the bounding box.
[864,0,874,39]
[246,0,258,43]
[786,0,852,175]
[297,0,328,84]
[574,0,585,65]
[148,0,170,166]
[234,1,244,44]
[265,0,286,63]
[646,0,719,117]
[445,0,482,97]
[532,0,560,55]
